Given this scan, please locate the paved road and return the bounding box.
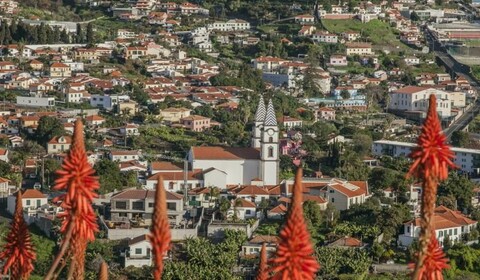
[425,29,480,139]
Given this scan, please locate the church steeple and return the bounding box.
[260,98,279,186]
[252,96,266,148]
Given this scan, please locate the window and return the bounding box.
[132,201,144,210]
[115,201,127,209]
[331,198,335,203]
[53,145,56,149]
[329,189,335,193]
[167,202,176,211]
[168,182,174,190]
[148,203,154,208]
[26,200,30,206]
[268,147,274,158]
[119,213,127,217]
[349,198,353,204]
[37,200,41,207]
[454,228,457,235]
[246,210,251,215]
[135,248,142,255]
[407,226,410,233]
[269,137,273,143]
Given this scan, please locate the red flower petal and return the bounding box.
[148,177,171,280]
[409,233,449,280]
[408,94,456,181]
[269,168,320,279]
[0,191,36,279]
[256,243,268,280]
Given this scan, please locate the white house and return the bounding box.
[346,43,373,56]
[207,19,250,31]
[294,14,315,24]
[229,185,270,204]
[399,206,477,247]
[16,96,55,107]
[241,235,278,256]
[404,57,420,66]
[388,86,465,118]
[373,140,480,174]
[47,135,72,154]
[7,189,48,220]
[227,198,257,220]
[0,148,8,162]
[312,32,338,43]
[330,55,348,66]
[90,94,130,110]
[123,235,153,268]
[109,150,140,162]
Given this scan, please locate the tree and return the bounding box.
[303,200,323,228]
[451,131,470,148]
[76,23,83,44]
[410,11,420,21]
[340,89,351,100]
[371,242,385,263]
[438,172,474,212]
[443,234,452,250]
[93,159,123,194]
[86,23,94,45]
[352,133,372,157]
[0,160,11,177]
[34,116,65,146]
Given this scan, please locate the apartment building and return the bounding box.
[345,42,373,56]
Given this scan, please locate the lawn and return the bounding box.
[322,19,411,52]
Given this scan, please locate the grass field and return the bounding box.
[322,19,411,52]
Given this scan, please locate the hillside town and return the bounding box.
[0,0,480,278]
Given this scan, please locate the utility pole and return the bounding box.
[41,157,45,189]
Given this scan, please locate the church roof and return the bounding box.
[255,96,266,122]
[191,146,260,160]
[264,99,277,126]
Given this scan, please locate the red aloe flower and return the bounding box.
[269,168,320,279]
[149,177,171,280]
[53,118,99,278]
[0,191,36,280]
[256,243,268,280]
[98,261,109,280]
[408,94,455,280]
[408,94,455,181]
[409,233,449,280]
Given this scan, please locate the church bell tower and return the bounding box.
[260,99,279,185]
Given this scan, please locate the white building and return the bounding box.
[123,235,152,268]
[47,135,72,154]
[16,96,55,107]
[207,19,250,31]
[388,86,466,118]
[90,94,130,110]
[7,189,48,220]
[372,140,480,174]
[109,150,140,162]
[404,57,420,66]
[312,32,338,43]
[399,206,477,247]
[227,198,257,220]
[187,97,279,187]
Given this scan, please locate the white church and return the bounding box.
[147,97,280,190]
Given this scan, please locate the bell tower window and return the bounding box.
[268,147,274,158]
[269,137,273,143]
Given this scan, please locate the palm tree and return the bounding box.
[208,186,220,207]
[219,197,230,220]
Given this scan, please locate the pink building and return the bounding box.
[180,115,211,132]
[316,107,336,121]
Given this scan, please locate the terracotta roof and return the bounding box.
[329,183,366,198]
[151,161,183,171]
[110,150,139,156]
[394,86,430,94]
[0,177,9,183]
[48,135,72,145]
[147,170,202,181]
[235,198,256,208]
[128,234,148,245]
[85,115,105,122]
[0,148,7,155]
[406,206,477,229]
[269,203,287,214]
[16,189,46,199]
[231,185,269,196]
[191,146,260,160]
[188,187,210,195]
[248,235,279,244]
[328,237,362,247]
[50,62,69,68]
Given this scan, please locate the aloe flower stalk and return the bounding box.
[408,95,455,280]
[149,177,171,280]
[50,118,100,279]
[98,261,108,280]
[269,168,320,279]
[0,191,36,280]
[256,243,268,280]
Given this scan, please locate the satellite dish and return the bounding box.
[422,46,430,53]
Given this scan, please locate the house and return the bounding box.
[120,123,140,136]
[16,96,55,108]
[160,107,191,123]
[0,148,8,162]
[109,150,140,162]
[346,42,373,56]
[399,206,477,247]
[110,189,184,225]
[188,187,214,208]
[29,59,44,70]
[0,61,15,70]
[207,19,250,31]
[241,235,278,256]
[342,31,360,41]
[329,55,348,66]
[294,14,315,24]
[278,116,302,130]
[228,185,270,204]
[298,25,316,36]
[125,46,148,60]
[267,204,287,219]
[84,115,105,127]
[404,57,420,65]
[0,177,12,197]
[180,115,211,132]
[47,135,72,154]
[7,189,48,220]
[312,32,338,44]
[150,161,184,175]
[123,235,153,268]
[327,237,363,248]
[227,198,257,220]
[316,107,336,121]
[49,62,71,77]
[387,86,465,118]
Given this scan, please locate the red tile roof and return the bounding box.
[48,135,72,145]
[111,189,183,200]
[16,189,46,199]
[191,146,260,160]
[235,198,256,208]
[151,161,183,171]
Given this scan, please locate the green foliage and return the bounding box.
[451,131,471,148]
[210,65,265,92]
[438,172,475,212]
[34,116,65,146]
[316,247,372,277]
[30,228,56,277]
[93,159,123,194]
[163,230,246,280]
